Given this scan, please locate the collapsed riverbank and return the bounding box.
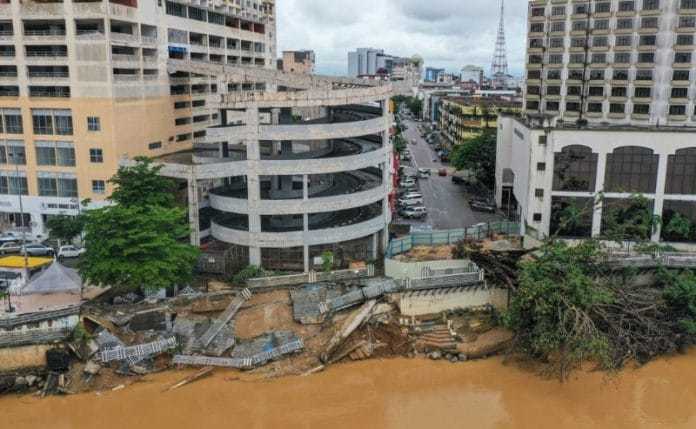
[3,352,696,429]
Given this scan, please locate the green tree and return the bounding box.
[321,251,334,272]
[450,132,497,189]
[664,213,693,242]
[602,195,659,244]
[46,215,85,244]
[79,159,199,293]
[663,270,696,335]
[503,240,613,378]
[109,156,177,208]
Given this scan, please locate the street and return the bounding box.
[397,118,501,230]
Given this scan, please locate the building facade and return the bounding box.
[279,50,315,74]
[460,65,484,86]
[0,0,276,239]
[496,0,696,247]
[439,96,521,147]
[425,67,445,82]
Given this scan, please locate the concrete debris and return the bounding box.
[196,289,251,349]
[190,293,234,314]
[113,293,141,305]
[456,328,514,359]
[291,283,343,324]
[322,300,377,363]
[97,337,177,363]
[128,308,171,332]
[84,360,101,376]
[95,330,124,352]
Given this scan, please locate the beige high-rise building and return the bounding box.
[279,50,315,74]
[0,0,276,239]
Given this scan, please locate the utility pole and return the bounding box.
[11,152,28,288]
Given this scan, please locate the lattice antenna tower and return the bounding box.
[492,0,509,76]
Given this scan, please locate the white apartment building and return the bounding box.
[0,0,276,240]
[496,0,696,247]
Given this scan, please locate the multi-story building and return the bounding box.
[425,67,445,82]
[0,0,276,239]
[461,65,484,86]
[496,0,696,248]
[279,50,315,74]
[438,96,521,147]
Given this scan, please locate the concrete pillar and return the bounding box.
[302,174,309,200]
[652,153,669,242]
[187,178,201,246]
[249,247,261,266]
[592,151,608,237]
[371,232,379,260]
[303,245,310,273]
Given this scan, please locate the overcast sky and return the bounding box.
[276,0,527,77]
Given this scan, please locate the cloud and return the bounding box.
[276,0,527,76]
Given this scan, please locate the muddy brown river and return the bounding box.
[3,353,696,429]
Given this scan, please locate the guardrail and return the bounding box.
[387,222,521,257]
[604,250,696,269]
[245,264,376,290]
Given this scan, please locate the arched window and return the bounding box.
[553,145,598,192]
[666,148,696,194]
[604,146,658,193]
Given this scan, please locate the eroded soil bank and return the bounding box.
[3,352,696,429]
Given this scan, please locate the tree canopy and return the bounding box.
[46,215,85,244]
[450,132,497,189]
[79,158,199,293]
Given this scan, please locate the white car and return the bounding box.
[58,245,85,259]
[399,197,424,206]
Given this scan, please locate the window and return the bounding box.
[641,17,658,28]
[672,87,689,98]
[572,21,588,31]
[35,141,75,167]
[633,104,650,114]
[588,103,603,112]
[546,101,560,111]
[538,135,547,145]
[547,70,561,80]
[636,70,653,80]
[635,87,652,98]
[589,86,604,96]
[673,70,690,81]
[610,103,626,113]
[546,86,561,95]
[638,52,655,63]
[551,21,565,32]
[605,147,658,193]
[528,70,541,80]
[570,69,585,80]
[550,38,564,48]
[37,174,78,198]
[570,53,585,64]
[1,108,22,134]
[617,18,634,29]
[613,69,629,80]
[643,0,659,9]
[682,0,696,9]
[0,140,25,165]
[92,180,105,194]
[677,34,694,46]
[537,162,547,171]
[571,37,587,48]
[548,54,563,64]
[552,6,566,15]
[612,87,628,97]
[87,116,100,131]
[589,70,605,80]
[595,2,611,12]
[679,16,696,28]
[614,53,631,63]
[675,52,692,63]
[591,53,607,63]
[670,105,687,115]
[619,0,635,11]
[666,148,696,194]
[531,7,545,17]
[148,141,162,150]
[530,23,544,33]
[574,4,589,14]
[566,102,580,111]
[567,86,582,96]
[0,173,27,195]
[593,36,608,47]
[616,35,633,46]
[639,35,656,46]
[31,109,72,135]
[594,20,609,30]
[533,213,543,222]
[89,148,103,163]
[554,145,598,192]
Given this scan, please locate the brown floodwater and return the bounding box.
[3,352,696,429]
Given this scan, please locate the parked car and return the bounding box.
[401,192,423,200]
[0,242,20,255]
[438,168,448,177]
[399,179,417,189]
[0,232,20,244]
[58,245,85,259]
[400,206,428,219]
[452,176,466,185]
[418,168,431,176]
[469,201,496,213]
[22,243,55,257]
[398,197,424,207]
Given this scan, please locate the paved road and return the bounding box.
[396,119,501,230]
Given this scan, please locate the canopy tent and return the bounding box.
[22,262,82,295]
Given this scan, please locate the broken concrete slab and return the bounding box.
[291,283,343,324]
[128,308,171,332]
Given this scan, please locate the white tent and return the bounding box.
[22,262,82,295]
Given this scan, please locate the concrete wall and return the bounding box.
[397,287,508,317]
[0,344,51,372]
[385,258,476,280]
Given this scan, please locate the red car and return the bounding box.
[438,168,447,177]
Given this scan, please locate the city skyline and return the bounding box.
[277,0,527,76]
